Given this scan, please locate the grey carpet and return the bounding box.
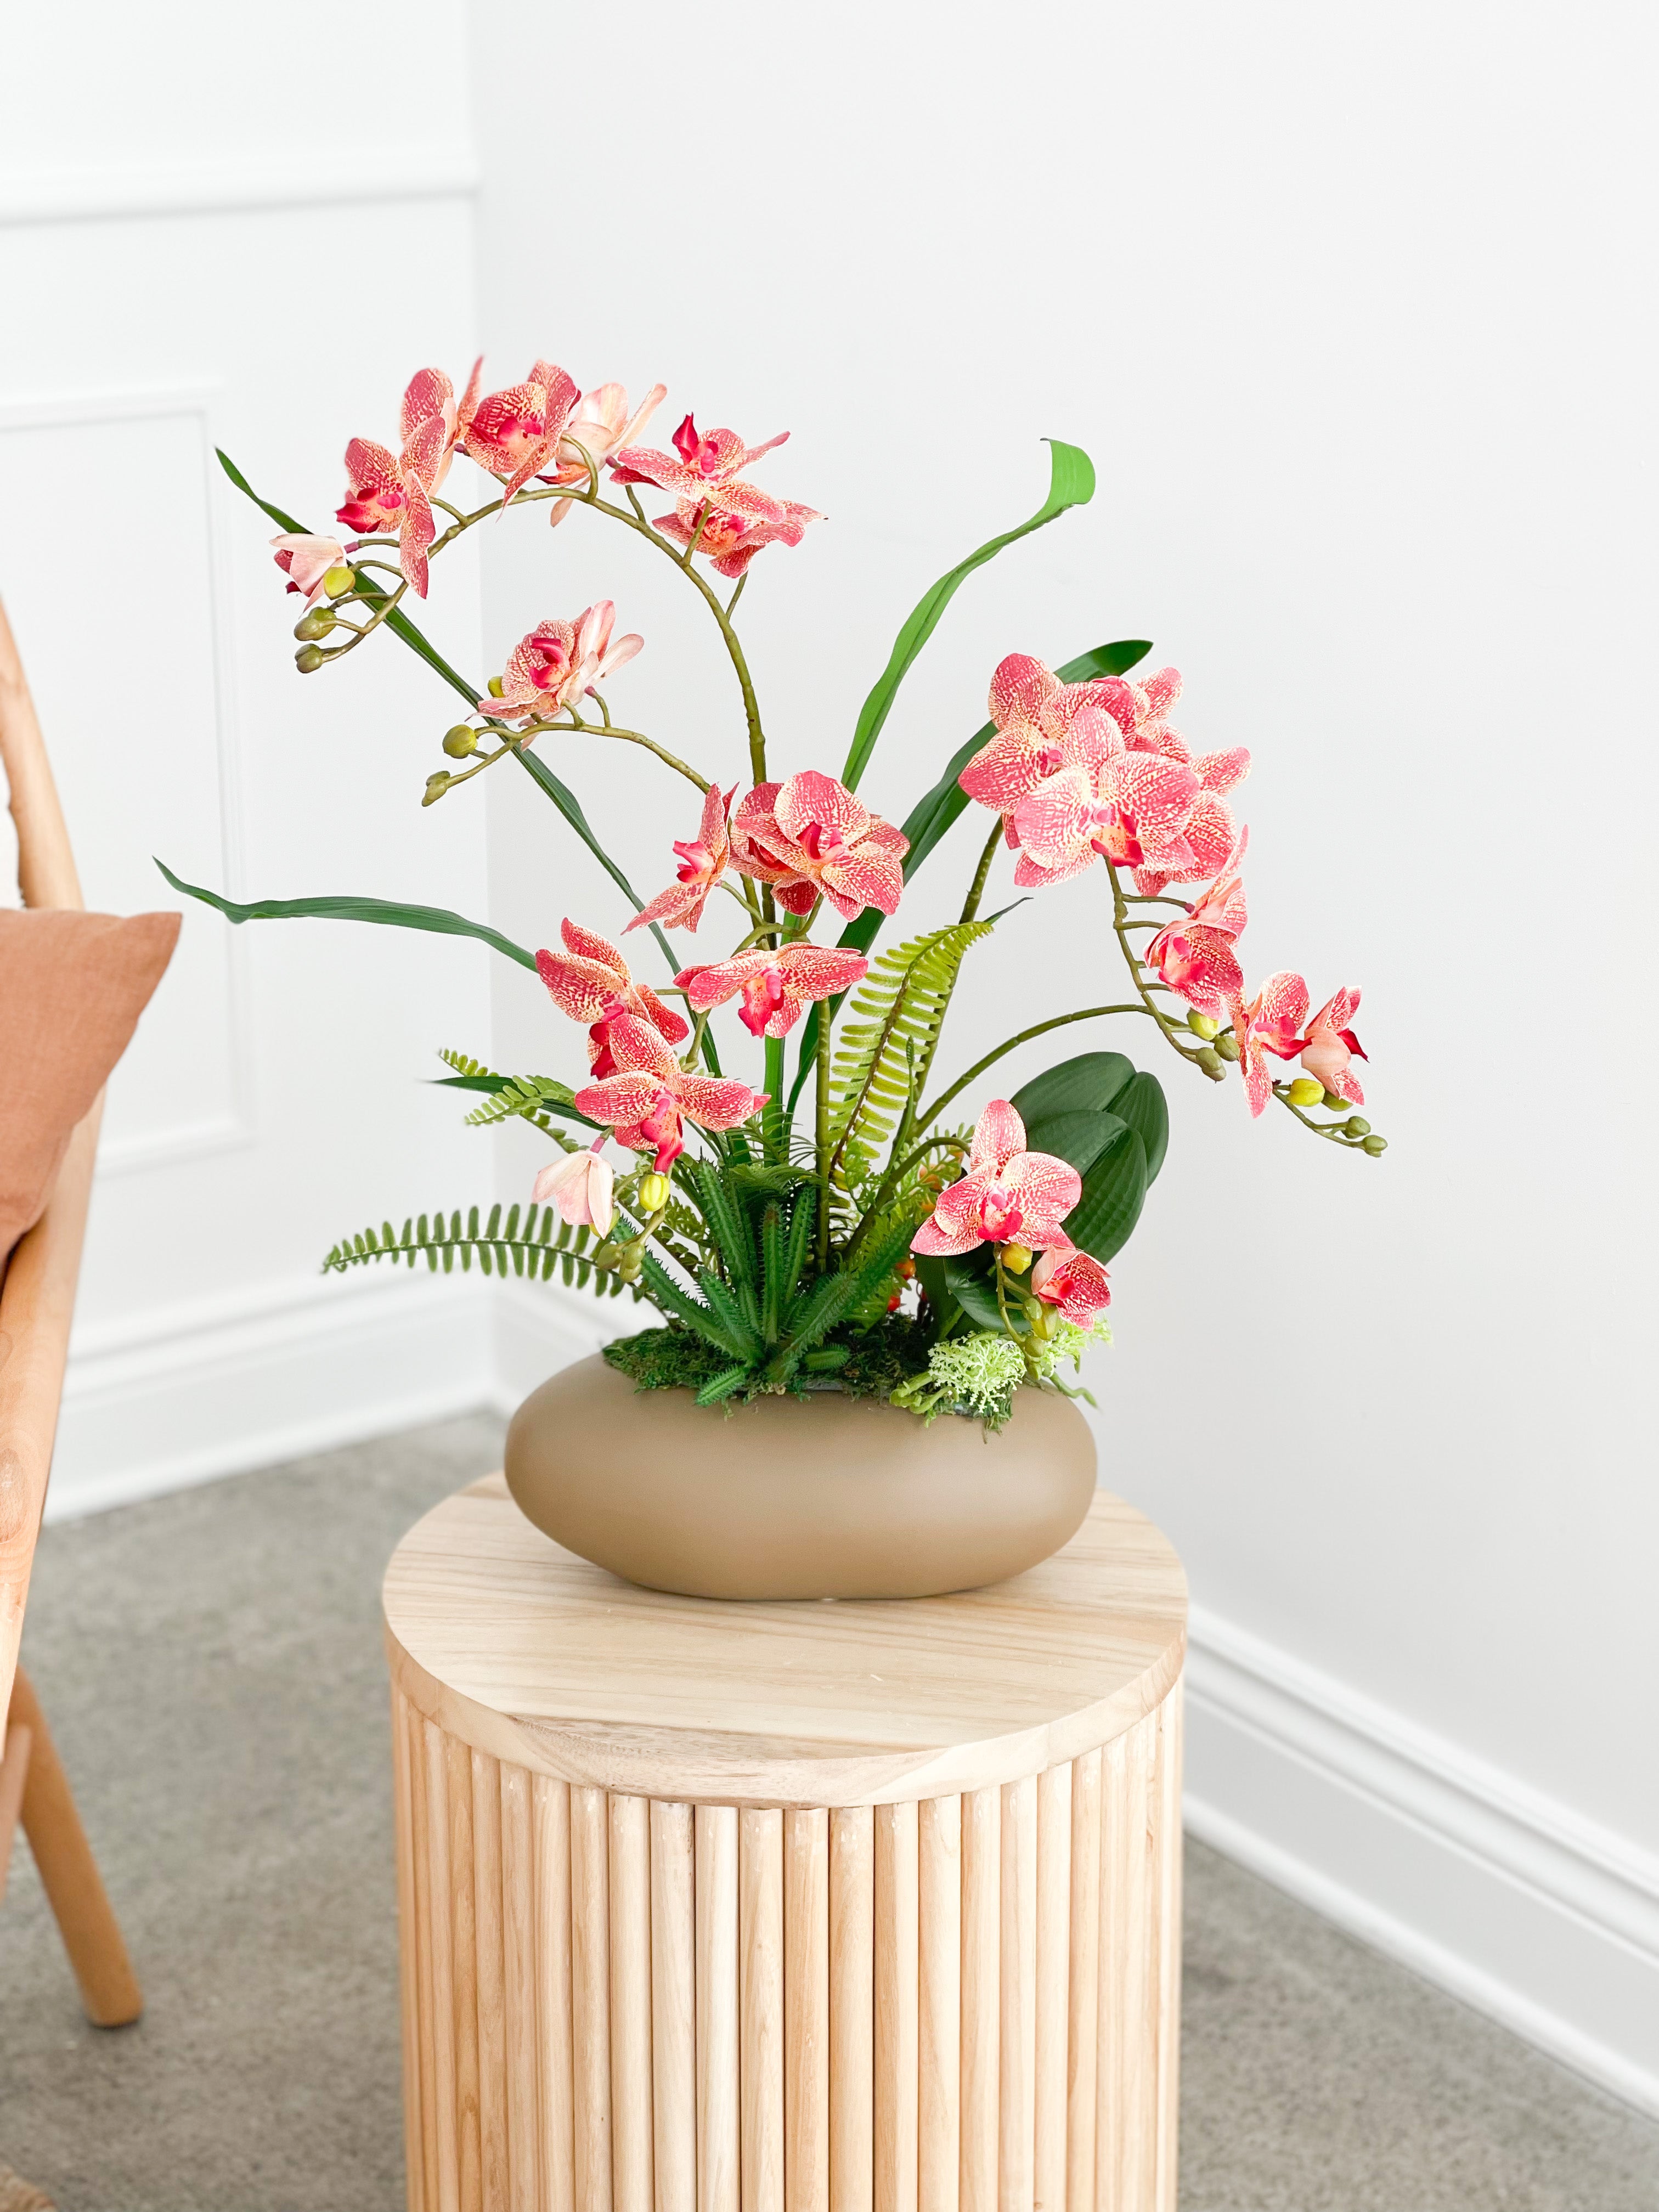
[1,1417,1655,2211]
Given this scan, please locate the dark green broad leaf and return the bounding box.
[1066,1127,1149,1265]
[1012,1051,1137,1125]
[842,440,1097,795]
[1022,1109,1128,1181]
[1108,1070,1169,1186]
[155,859,539,969]
[912,1254,960,1333]
[943,1251,1008,1332]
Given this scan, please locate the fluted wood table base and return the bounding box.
[385,1476,1187,2212]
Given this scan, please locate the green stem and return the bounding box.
[814,1004,833,1268]
[764,1036,785,1163]
[1104,862,1211,1071]
[916,1005,1156,1131]
[959,817,1003,924]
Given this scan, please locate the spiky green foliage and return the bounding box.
[321,1203,636,1297]
[628,1181,923,1406]
[825,921,992,1212]
[605,1311,937,1408]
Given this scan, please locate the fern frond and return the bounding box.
[462,1074,582,1129]
[826,921,992,1201]
[320,1203,639,1301]
[438,1047,495,1079]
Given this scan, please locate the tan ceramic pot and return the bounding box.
[503,1352,1098,1600]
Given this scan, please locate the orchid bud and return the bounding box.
[1214,1032,1240,1062]
[639,1172,670,1212]
[1362,1134,1387,1157]
[487,675,505,698]
[442,724,479,758]
[295,644,325,674]
[322,564,355,597]
[1187,1012,1220,1040]
[294,608,334,642]
[1322,1089,1347,1111]
[1001,1244,1033,1275]
[617,1243,644,1283]
[422,771,451,806]
[1345,1116,1371,1138]
[1286,1077,1324,1108]
[1028,1300,1058,1339]
[1195,1046,1223,1077]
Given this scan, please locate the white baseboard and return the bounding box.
[48,1271,497,1521]
[1184,1603,1659,2118]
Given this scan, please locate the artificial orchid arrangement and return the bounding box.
[167,353,1384,1429]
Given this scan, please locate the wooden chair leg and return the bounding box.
[0,1720,32,1903]
[6,1666,142,2027]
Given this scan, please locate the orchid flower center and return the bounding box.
[673,839,714,883]
[738,963,788,1037]
[798,820,849,865]
[979,1184,1024,1242]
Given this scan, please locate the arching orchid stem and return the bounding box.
[431,495,468,524]
[1121,894,1193,908]
[1104,861,1210,1067]
[681,505,713,568]
[727,574,748,618]
[915,1005,1155,1132]
[559,715,710,794]
[959,817,1004,924]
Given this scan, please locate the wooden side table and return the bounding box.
[382,1474,1187,2212]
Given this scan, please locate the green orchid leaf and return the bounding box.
[216,449,480,708]
[1065,1126,1149,1265]
[1022,1109,1130,1181]
[913,1254,961,1334]
[841,441,1098,795]
[1107,1070,1169,1186]
[943,1252,1008,1333]
[1012,1051,1137,1125]
[508,749,676,970]
[155,859,538,969]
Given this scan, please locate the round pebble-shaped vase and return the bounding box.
[503,1352,1098,1600]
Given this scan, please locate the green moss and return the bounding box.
[603,1313,938,1410]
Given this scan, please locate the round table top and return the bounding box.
[383,1474,1187,1809]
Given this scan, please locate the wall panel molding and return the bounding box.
[1184,1603,1659,2118]
[0,149,479,229]
[0,379,255,1173]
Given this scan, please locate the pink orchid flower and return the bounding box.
[1234,970,1312,1118]
[493,603,643,726]
[542,381,668,525]
[572,1013,768,1172]
[675,943,870,1039]
[911,1100,1081,1258]
[626,783,735,935]
[612,413,821,579]
[1299,988,1367,1105]
[270,533,346,609]
[957,654,1128,842]
[1031,1237,1112,1328]
[460,358,582,503]
[535,919,689,1076]
[1103,668,1251,895]
[1144,831,1250,1016]
[730,771,908,921]
[1011,733,1204,890]
[332,365,483,599]
[532,1139,614,1236]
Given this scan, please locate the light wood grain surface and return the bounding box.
[384,1478,1186,1808]
[385,1480,1186,2212]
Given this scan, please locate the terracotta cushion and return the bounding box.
[0,909,179,1262]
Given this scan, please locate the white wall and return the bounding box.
[6,0,1655,2121]
[0,4,505,1507]
[467,0,1659,2111]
